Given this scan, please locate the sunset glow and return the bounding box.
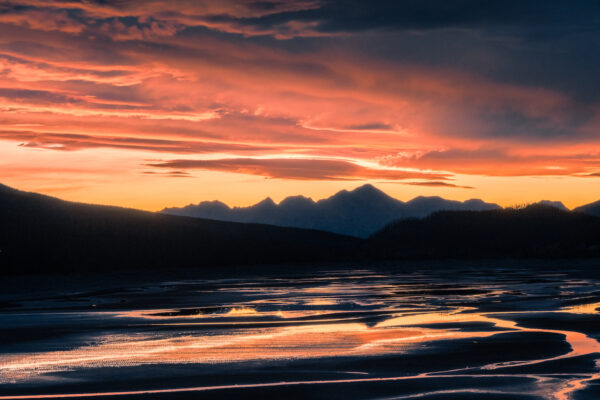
[0,1,599,208]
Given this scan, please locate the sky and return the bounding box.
[1,0,599,210]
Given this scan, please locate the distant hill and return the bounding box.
[574,200,600,217]
[368,204,600,259]
[162,184,500,238]
[0,184,360,275]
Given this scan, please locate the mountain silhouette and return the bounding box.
[369,204,600,259]
[574,200,600,217]
[162,184,500,237]
[0,183,359,274]
[536,200,569,211]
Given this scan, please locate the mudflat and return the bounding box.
[2,262,600,399]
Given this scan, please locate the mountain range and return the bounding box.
[162,184,501,237]
[3,182,600,275]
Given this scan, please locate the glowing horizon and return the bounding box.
[0,1,599,210]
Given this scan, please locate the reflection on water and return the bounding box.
[224,307,260,317]
[1,267,600,399]
[562,302,600,315]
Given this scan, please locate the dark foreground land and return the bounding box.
[2,262,600,400]
[3,183,600,276]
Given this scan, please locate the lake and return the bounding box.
[2,263,600,399]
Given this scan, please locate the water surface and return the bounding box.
[2,265,600,399]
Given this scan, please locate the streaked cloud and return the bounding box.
[148,157,450,181]
[386,148,600,177]
[401,181,474,189]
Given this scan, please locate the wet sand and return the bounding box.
[2,263,600,399]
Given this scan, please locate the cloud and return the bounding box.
[0,8,86,33]
[1,130,271,154]
[147,157,450,181]
[3,1,596,42]
[344,123,394,131]
[0,0,599,198]
[0,1,323,39]
[98,18,185,42]
[402,181,474,189]
[385,147,600,176]
[141,170,192,178]
[184,0,600,39]
[0,5,596,148]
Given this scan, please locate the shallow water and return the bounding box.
[2,266,600,399]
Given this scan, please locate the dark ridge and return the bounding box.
[368,204,600,259]
[0,184,360,275]
[574,199,600,217]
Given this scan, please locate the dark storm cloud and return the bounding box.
[208,1,600,105]
[209,0,600,35]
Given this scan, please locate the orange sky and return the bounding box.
[1,1,599,210]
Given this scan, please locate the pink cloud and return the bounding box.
[0,8,85,33]
[147,157,451,181]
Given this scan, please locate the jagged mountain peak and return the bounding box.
[279,195,315,207]
[352,183,396,199]
[324,184,399,205]
[198,200,229,208]
[464,198,487,205]
[537,200,569,211]
[251,197,277,208]
[352,183,380,194]
[408,195,444,203]
[161,185,501,237]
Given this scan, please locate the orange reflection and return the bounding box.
[561,302,600,315]
[1,306,600,400]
